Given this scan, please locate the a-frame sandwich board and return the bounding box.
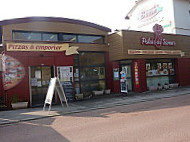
[43,77,68,112]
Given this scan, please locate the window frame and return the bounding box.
[12,30,105,44]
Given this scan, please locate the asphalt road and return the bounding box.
[1,94,190,142]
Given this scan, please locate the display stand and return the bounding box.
[120,71,128,96]
[43,77,68,112]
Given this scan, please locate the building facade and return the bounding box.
[108,27,190,93]
[0,17,111,108]
[0,17,190,109]
[125,0,190,35]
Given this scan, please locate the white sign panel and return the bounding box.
[43,77,68,112]
[57,66,73,82]
[45,78,57,105]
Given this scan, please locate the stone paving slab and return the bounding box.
[0,87,190,126]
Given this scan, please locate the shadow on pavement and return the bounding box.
[64,94,190,118]
[0,117,70,142]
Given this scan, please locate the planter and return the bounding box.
[164,85,169,90]
[148,86,158,91]
[75,93,83,100]
[169,83,179,88]
[104,89,111,95]
[0,105,8,111]
[93,90,104,96]
[157,85,162,91]
[11,102,28,109]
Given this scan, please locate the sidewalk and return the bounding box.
[1,87,190,126]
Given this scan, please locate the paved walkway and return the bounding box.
[1,87,190,126]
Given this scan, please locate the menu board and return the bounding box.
[146,62,174,76]
[57,66,73,82]
[2,54,25,90]
[62,81,74,102]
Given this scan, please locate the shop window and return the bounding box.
[13,31,42,41]
[146,62,174,77]
[74,52,106,93]
[42,33,58,41]
[78,35,104,44]
[146,60,175,87]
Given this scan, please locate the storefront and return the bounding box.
[1,17,190,109]
[108,24,190,93]
[0,17,111,108]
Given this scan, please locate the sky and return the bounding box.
[0,0,135,31]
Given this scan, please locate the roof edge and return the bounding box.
[125,0,144,20]
[0,16,111,32]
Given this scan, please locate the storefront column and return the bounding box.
[106,52,113,91]
[133,59,147,92]
[112,61,120,93]
[175,58,190,86]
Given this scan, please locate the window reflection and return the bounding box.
[42,33,58,41]
[80,67,105,81]
[62,34,77,42]
[13,32,41,41]
[81,80,105,92]
[13,31,105,44]
[78,35,104,44]
[79,52,105,66]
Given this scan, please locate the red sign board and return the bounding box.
[134,62,140,88]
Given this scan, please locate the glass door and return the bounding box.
[120,65,133,92]
[30,66,54,106]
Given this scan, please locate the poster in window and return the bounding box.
[170,69,175,75]
[146,64,150,70]
[37,81,42,87]
[147,70,153,76]
[163,69,168,75]
[31,78,38,86]
[156,63,161,75]
[57,66,73,82]
[35,70,41,79]
[163,63,168,69]
[157,63,162,70]
[168,63,172,69]
[100,67,104,75]
[74,68,79,77]
[113,68,119,80]
[151,69,157,76]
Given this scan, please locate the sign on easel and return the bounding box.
[43,77,68,112]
